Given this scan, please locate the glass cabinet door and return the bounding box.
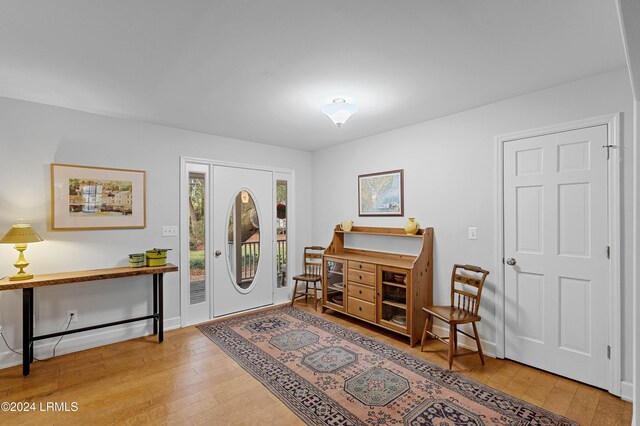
[323,257,345,311]
[378,267,409,332]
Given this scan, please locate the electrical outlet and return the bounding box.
[468,227,478,240]
[67,310,78,323]
[162,226,178,237]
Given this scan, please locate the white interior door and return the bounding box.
[503,125,610,389]
[213,165,274,316]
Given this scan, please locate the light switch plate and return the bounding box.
[162,226,178,237]
[468,227,478,240]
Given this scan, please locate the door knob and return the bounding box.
[506,257,517,266]
[215,250,222,258]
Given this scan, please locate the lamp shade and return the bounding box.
[0,223,43,244]
[322,98,357,127]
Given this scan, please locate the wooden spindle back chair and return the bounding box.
[421,264,490,369]
[290,246,325,310]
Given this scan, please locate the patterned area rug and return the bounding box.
[197,306,576,426]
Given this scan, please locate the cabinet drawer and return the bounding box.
[348,260,375,273]
[347,282,376,303]
[347,297,376,322]
[347,269,375,286]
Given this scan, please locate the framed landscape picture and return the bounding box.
[51,163,146,230]
[358,169,404,216]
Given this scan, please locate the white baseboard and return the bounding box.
[621,381,633,402]
[0,316,181,370]
[430,324,497,358]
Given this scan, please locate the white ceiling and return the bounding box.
[0,1,627,151]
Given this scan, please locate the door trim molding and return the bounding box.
[179,156,296,326]
[494,113,622,396]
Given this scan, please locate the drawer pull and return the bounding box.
[359,264,362,269]
[359,275,362,280]
[359,307,362,311]
[359,290,362,294]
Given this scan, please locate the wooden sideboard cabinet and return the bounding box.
[321,225,433,346]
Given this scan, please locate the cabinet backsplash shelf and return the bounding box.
[336,229,424,238]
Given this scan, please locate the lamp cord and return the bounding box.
[0,333,23,357]
[0,315,73,362]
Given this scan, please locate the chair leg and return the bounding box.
[313,281,319,311]
[472,322,485,366]
[304,282,308,302]
[290,280,298,307]
[448,324,455,370]
[420,313,432,352]
[420,316,428,352]
[454,325,458,350]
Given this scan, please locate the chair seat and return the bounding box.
[423,305,481,324]
[292,273,322,282]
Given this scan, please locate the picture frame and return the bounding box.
[50,163,146,230]
[358,169,404,216]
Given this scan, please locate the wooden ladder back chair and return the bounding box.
[290,246,325,311]
[420,264,490,370]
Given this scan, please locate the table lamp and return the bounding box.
[0,222,43,281]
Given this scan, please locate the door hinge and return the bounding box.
[607,345,611,359]
[607,246,610,259]
[602,145,616,160]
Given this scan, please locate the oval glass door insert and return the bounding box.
[227,190,260,291]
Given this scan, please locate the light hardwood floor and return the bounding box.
[0,301,632,425]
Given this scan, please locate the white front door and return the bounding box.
[503,125,610,389]
[212,165,274,316]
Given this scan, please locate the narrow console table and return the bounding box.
[0,264,178,376]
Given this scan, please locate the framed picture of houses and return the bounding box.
[50,163,146,230]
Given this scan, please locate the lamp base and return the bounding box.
[9,243,33,281]
[9,272,33,281]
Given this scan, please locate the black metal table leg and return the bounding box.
[153,274,158,335]
[22,288,32,376]
[29,288,34,363]
[158,273,164,343]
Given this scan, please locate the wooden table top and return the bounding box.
[0,264,179,291]
[324,252,416,269]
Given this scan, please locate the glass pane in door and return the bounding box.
[189,172,206,305]
[276,180,288,287]
[227,190,261,291]
[324,259,345,309]
[380,269,408,330]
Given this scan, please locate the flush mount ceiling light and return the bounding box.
[321,98,357,127]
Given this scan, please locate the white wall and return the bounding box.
[633,97,639,426]
[616,0,639,418]
[0,97,312,367]
[312,68,635,383]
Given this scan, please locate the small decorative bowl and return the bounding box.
[393,274,405,283]
[391,315,407,326]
